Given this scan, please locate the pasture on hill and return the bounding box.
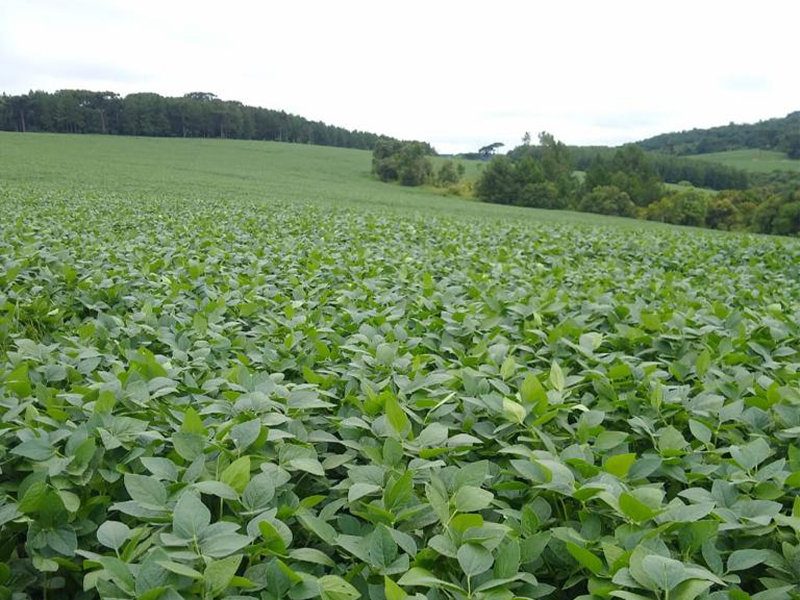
[689,149,800,174]
[1,132,800,600]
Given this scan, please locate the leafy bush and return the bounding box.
[372,139,404,182]
[646,189,708,226]
[476,134,576,209]
[372,140,434,186]
[475,155,526,205]
[705,196,741,231]
[584,146,664,206]
[753,190,800,235]
[773,199,800,235]
[436,161,462,186]
[579,185,637,217]
[475,156,567,209]
[442,180,474,198]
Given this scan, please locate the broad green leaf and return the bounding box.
[695,349,711,377]
[727,549,770,572]
[96,557,134,595]
[566,542,605,575]
[204,554,242,596]
[384,470,413,512]
[641,555,687,591]
[619,492,656,522]
[124,474,167,508]
[398,567,462,592]
[385,393,410,438]
[603,453,637,478]
[181,407,207,435]
[500,355,517,380]
[156,560,202,580]
[97,521,131,551]
[385,576,408,600]
[550,361,565,392]
[455,461,489,490]
[688,420,712,444]
[318,574,361,600]
[349,483,381,503]
[11,434,54,461]
[520,373,547,412]
[494,537,520,579]
[672,579,713,600]
[457,543,493,577]
[230,418,261,451]
[502,398,526,424]
[289,457,325,477]
[173,492,210,539]
[258,519,288,554]
[221,456,251,493]
[369,524,398,568]
[453,486,493,512]
[290,548,335,566]
[172,432,205,461]
[297,511,337,545]
[242,473,275,510]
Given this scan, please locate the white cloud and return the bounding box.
[1,0,798,153]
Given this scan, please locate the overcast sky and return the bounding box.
[1,0,798,153]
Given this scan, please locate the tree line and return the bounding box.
[0,89,394,149]
[570,146,750,190]
[470,134,800,236]
[636,110,800,158]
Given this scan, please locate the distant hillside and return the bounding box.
[0,89,414,151]
[569,145,749,190]
[689,149,800,174]
[637,111,800,158]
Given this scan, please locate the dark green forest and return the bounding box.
[636,110,800,157]
[0,89,394,149]
[569,147,750,190]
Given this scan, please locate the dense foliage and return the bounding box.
[371,141,454,187]
[582,146,664,207]
[571,148,751,191]
[3,171,800,600]
[577,186,636,218]
[475,134,576,208]
[637,111,800,158]
[476,140,800,236]
[3,133,800,600]
[0,90,393,149]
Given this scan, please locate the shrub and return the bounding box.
[371,139,404,182]
[774,201,800,235]
[705,196,741,230]
[436,160,461,186]
[475,156,522,205]
[372,140,433,186]
[519,181,564,209]
[579,185,637,217]
[646,189,708,227]
[475,156,569,209]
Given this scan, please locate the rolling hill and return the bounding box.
[687,148,800,174]
[636,110,800,159]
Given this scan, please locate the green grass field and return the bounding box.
[0,133,717,229]
[689,149,800,173]
[1,132,800,600]
[1,133,501,220]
